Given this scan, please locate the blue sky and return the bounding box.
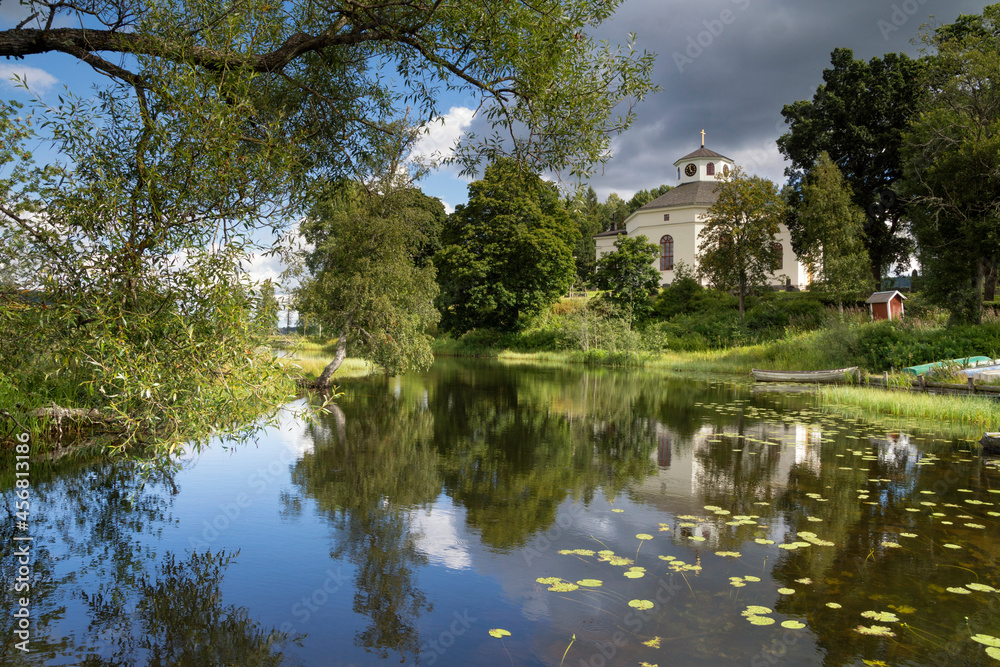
[2,0,994,294]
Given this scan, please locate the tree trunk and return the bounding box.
[985,255,997,302]
[314,325,349,388]
[974,257,986,325]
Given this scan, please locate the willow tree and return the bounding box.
[294,173,441,388]
[0,0,656,454]
[697,168,785,317]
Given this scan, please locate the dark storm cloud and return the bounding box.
[584,0,994,199]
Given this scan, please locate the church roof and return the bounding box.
[593,228,625,238]
[636,181,721,211]
[675,146,732,162]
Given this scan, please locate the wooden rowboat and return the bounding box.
[750,367,858,383]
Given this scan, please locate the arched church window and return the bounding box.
[706,162,715,176]
[660,235,674,271]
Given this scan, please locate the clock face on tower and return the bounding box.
[684,163,697,177]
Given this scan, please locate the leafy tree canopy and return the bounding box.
[795,152,870,311]
[593,234,661,327]
[435,158,577,334]
[778,48,925,287]
[295,175,441,384]
[900,3,1000,324]
[697,167,785,317]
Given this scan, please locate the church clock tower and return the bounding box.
[673,130,736,185]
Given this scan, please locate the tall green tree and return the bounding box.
[295,176,441,387]
[0,0,655,454]
[254,280,280,334]
[565,186,605,287]
[435,159,577,333]
[796,153,870,312]
[778,48,925,288]
[593,234,661,328]
[697,168,785,317]
[900,5,1000,325]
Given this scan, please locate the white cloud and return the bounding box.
[409,503,472,570]
[412,106,476,163]
[0,64,58,94]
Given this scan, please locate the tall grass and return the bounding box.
[818,385,1000,431]
[277,356,374,381]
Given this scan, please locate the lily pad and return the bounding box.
[861,611,899,623]
[636,533,654,540]
[781,620,806,629]
[966,583,998,593]
[745,615,775,625]
[826,602,842,609]
[743,605,772,615]
[972,634,1000,648]
[946,586,971,594]
[489,628,511,638]
[577,579,603,587]
[629,599,654,610]
[777,588,796,595]
[854,625,895,637]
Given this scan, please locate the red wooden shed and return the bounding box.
[866,290,907,321]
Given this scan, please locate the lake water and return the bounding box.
[4,357,1000,666]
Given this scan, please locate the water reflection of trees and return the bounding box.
[291,390,438,663]
[82,550,289,666]
[1,459,288,666]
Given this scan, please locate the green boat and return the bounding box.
[902,356,992,376]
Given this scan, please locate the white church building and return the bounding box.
[595,139,809,289]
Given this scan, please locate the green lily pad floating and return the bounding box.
[715,551,742,558]
[987,646,1000,661]
[755,538,775,545]
[658,555,676,562]
[880,541,902,549]
[795,578,813,585]
[966,583,998,593]
[900,533,917,538]
[745,615,775,625]
[537,577,562,585]
[688,535,706,542]
[777,544,799,551]
[826,602,842,609]
[577,579,603,587]
[558,549,596,556]
[624,570,645,579]
[636,533,654,540]
[744,575,761,582]
[781,620,806,629]
[777,588,796,595]
[854,624,896,637]
[943,544,963,549]
[742,605,773,615]
[612,509,624,513]
[965,523,986,529]
[946,586,971,594]
[628,599,654,610]
[549,581,580,592]
[489,628,511,638]
[972,634,1000,647]
[861,611,899,623]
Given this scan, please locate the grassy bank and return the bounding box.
[818,385,999,434]
[276,355,374,381]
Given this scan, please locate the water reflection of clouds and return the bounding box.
[410,499,473,570]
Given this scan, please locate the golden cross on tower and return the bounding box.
[701,129,706,147]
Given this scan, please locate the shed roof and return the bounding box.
[865,290,908,304]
